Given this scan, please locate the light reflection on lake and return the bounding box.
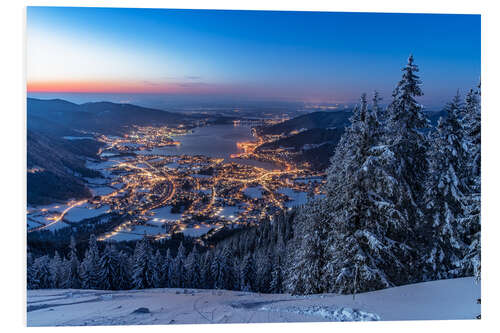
[137,124,279,170]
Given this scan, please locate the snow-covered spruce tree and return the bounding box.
[270,235,286,293]
[212,245,235,290]
[387,55,429,217]
[283,111,357,291]
[96,245,131,290]
[27,252,36,289]
[383,55,430,275]
[324,93,382,199]
[324,102,362,197]
[321,93,413,295]
[97,245,120,290]
[161,248,173,288]
[239,252,255,291]
[117,250,132,289]
[63,236,81,289]
[49,251,64,289]
[462,85,481,179]
[31,255,52,289]
[462,191,481,280]
[184,246,201,288]
[210,248,222,289]
[254,248,272,292]
[80,235,100,289]
[200,250,214,289]
[371,90,385,125]
[270,256,284,293]
[285,198,331,295]
[131,238,156,289]
[460,85,481,279]
[370,90,389,149]
[423,92,469,279]
[149,249,162,288]
[170,242,186,288]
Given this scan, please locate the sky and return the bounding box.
[27,7,481,108]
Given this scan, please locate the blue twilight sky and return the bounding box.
[27,7,480,108]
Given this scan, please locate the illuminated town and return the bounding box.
[27,124,326,243]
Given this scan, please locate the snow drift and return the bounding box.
[27,277,480,326]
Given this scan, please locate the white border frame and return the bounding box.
[1,1,497,332]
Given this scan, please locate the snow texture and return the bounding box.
[27,277,480,326]
[64,204,110,223]
[244,186,263,199]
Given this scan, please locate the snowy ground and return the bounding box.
[64,204,110,223]
[89,186,116,196]
[27,277,480,327]
[216,206,241,221]
[27,204,71,230]
[244,186,263,199]
[277,188,308,208]
[181,224,217,237]
[150,206,182,222]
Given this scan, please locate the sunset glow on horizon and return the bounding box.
[27,7,480,106]
[27,80,241,94]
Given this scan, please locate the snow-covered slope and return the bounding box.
[27,277,480,326]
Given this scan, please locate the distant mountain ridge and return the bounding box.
[256,128,345,170]
[28,98,190,135]
[257,128,344,152]
[258,108,446,137]
[257,110,353,136]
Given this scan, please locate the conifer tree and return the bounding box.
[27,252,35,289]
[115,250,132,290]
[184,246,201,288]
[97,245,120,290]
[460,84,481,279]
[254,249,272,292]
[386,54,429,239]
[148,249,162,288]
[131,239,155,289]
[211,245,235,290]
[170,242,186,288]
[80,235,100,289]
[49,251,63,289]
[200,251,214,289]
[210,249,222,289]
[161,248,173,288]
[270,237,285,293]
[63,236,81,289]
[424,93,469,279]
[286,200,330,294]
[372,90,384,122]
[239,253,255,291]
[32,255,51,289]
[322,93,412,294]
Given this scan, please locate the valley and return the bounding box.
[27,111,333,244]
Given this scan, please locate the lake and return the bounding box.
[136,124,279,170]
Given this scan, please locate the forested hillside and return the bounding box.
[28,98,189,135]
[257,110,351,136]
[27,130,104,204]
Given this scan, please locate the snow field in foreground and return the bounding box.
[27,277,480,326]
